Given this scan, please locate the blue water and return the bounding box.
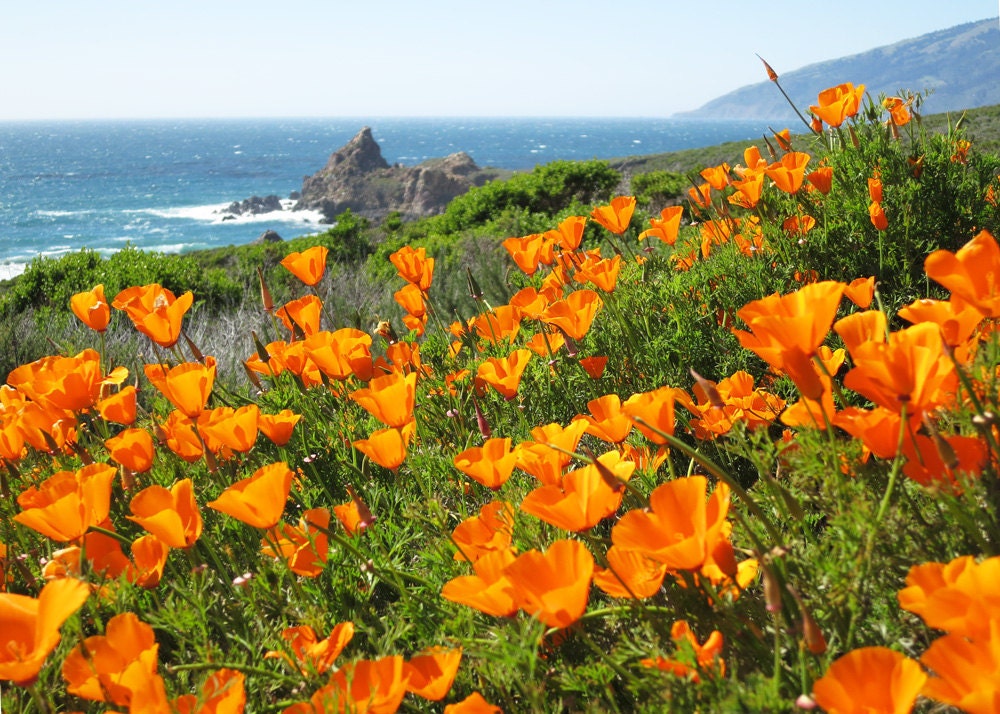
[0,117,769,277]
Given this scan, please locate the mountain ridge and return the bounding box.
[676,18,1000,120]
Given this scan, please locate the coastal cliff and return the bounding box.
[294,127,502,222]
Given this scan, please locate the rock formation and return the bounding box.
[295,127,501,222]
[221,194,284,217]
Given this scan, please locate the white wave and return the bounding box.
[0,262,27,280]
[35,209,99,217]
[127,200,324,226]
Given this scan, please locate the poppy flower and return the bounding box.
[71,284,111,332]
[869,202,888,231]
[277,295,323,337]
[97,385,138,425]
[924,230,1000,317]
[525,329,565,357]
[622,386,686,444]
[502,233,551,276]
[590,196,636,235]
[574,255,622,293]
[576,394,633,444]
[333,486,375,536]
[503,538,595,629]
[43,525,130,583]
[144,357,216,419]
[454,438,517,490]
[509,286,555,321]
[687,182,712,210]
[112,284,194,348]
[7,349,104,413]
[642,620,725,682]
[307,655,407,714]
[281,245,329,286]
[353,422,414,472]
[129,534,169,589]
[844,276,876,309]
[264,622,354,675]
[173,668,246,714]
[593,546,667,599]
[451,501,515,564]
[920,625,1000,712]
[539,289,603,340]
[441,548,519,617]
[350,371,416,428]
[883,96,912,126]
[404,647,462,701]
[520,452,634,532]
[807,166,834,194]
[0,577,90,685]
[639,206,683,245]
[262,508,330,578]
[764,152,811,194]
[157,410,204,463]
[128,478,203,549]
[700,163,731,190]
[476,349,533,401]
[444,692,502,713]
[833,310,887,355]
[579,355,608,379]
[897,555,1000,640]
[394,282,426,318]
[61,611,159,706]
[729,171,765,209]
[390,245,435,291]
[611,475,735,574]
[305,328,374,382]
[15,463,116,543]
[106,427,156,473]
[472,305,522,346]
[514,419,590,487]
[897,296,983,358]
[207,461,293,530]
[545,215,587,252]
[812,646,925,714]
[198,404,260,454]
[809,82,866,128]
[258,409,301,446]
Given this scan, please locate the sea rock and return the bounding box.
[222,194,284,217]
[252,230,284,245]
[295,127,501,222]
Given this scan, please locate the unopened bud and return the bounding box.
[795,694,817,710]
[690,368,725,409]
[257,266,274,312]
[473,396,492,439]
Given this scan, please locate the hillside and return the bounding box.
[677,18,1000,120]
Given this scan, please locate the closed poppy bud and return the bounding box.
[869,201,888,231]
[70,285,111,332]
[256,266,274,312]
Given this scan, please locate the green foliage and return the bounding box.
[630,169,688,210]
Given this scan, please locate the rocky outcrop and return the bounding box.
[221,194,283,217]
[295,127,501,222]
[252,230,283,245]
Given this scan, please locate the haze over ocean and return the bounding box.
[0,117,769,279]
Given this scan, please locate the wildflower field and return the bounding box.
[3,77,1000,713]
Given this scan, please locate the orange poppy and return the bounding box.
[503,538,594,629]
[281,245,329,286]
[306,655,407,714]
[350,371,416,428]
[173,668,246,714]
[579,355,608,379]
[441,548,519,618]
[97,385,138,425]
[106,427,156,473]
[112,283,194,348]
[700,163,731,190]
[71,284,111,332]
[157,410,204,463]
[869,201,888,231]
[451,500,515,564]
[593,546,668,599]
[687,182,712,210]
[924,230,1000,317]
[352,423,414,472]
[843,276,876,309]
[43,525,130,583]
[7,349,104,413]
[144,357,216,419]
[812,646,925,714]
[524,329,566,357]
[129,534,169,589]
[471,305,522,346]
[883,96,912,126]
[444,692,502,713]
[277,295,323,337]
[390,245,435,291]
[520,452,634,532]
[258,409,301,446]
[61,611,159,707]
[128,478,203,549]
[262,508,331,578]
[729,170,765,209]
[806,166,834,194]
[612,475,735,574]
[622,386,687,444]
[897,296,984,358]
[833,310,887,355]
[639,206,683,245]
[207,461,293,530]
[333,488,375,536]
[641,620,725,682]
[764,152,811,194]
[901,432,987,491]
[920,627,1000,712]
[809,82,866,128]
[454,438,517,490]
[574,255,622,293]
[198,404,260,454]
[509,286,555,320]
[514,419,590,487]
[502,233,550,276]
[0,577,90,685]
[576,393,633,444]
[545,215,588,252]
[590,196,636,235]
[404,647,462,701]
[15,463,116,543]
[305,328,374,382]
[782,215,816,237]
[897,555,1000,640]
[264,621,354,675]
[476,349,533,401]
[539,289,603,340]
[394,282,426,318]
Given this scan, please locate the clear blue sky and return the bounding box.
[3,1,996,120]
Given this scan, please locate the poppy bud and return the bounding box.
[257,266,274,312]
[473,396,492,439]
[690,369,725,409]
[760,561,782,613]
[756,54,779,82]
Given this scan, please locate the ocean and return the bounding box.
[0,117,771,279]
